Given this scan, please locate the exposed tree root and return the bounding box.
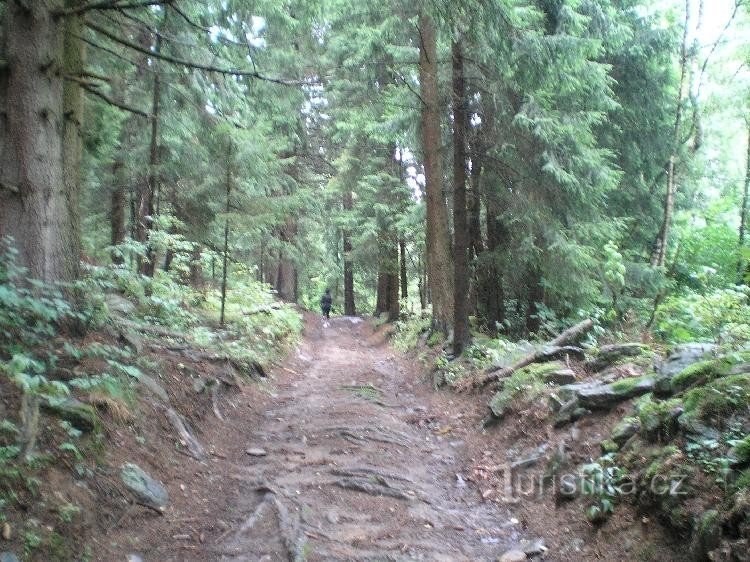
[326,426,409,447]
[329,467,417,485]
[162,407,206,461]
[332,476,416,501]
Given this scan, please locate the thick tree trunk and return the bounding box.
[343,188,356,315]
[0,1,78,284]
[525,267,545,335]
[482,190,506,334]
[419,13,454,334]
[452,40,470,355]
[62,3,84,285]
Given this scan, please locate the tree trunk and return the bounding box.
[220,146,232,327]
[452,40,470,354]
[525,267,545,335]
[419,13,454,334]
[0,1,79,284]
[343,188,356,315]
[739,122,750,283]
[652,0,692,267]
[387,240,400,322]
[399,238,408,300]
[276,218,298,302]
[141,11,166,277]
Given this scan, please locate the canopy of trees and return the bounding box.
[1,0,749,350]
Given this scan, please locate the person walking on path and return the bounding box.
[320,288,333,319]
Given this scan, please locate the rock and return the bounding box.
[678,415,721,441]
[653,375,673,397]
[560,376,655,410]
[520,537,547,556]
[41,398,99,432]
[587,343,649,372]
[611,417,641,445]
[0,553,20,562]
[1,523,9,541]
[657,343,718,377]
[120,463,169,511]
[119,330,144,354]
[544,368,577,385]
[600,439,619,454]
[538,345,586,362]
[246,448,267,457]
[193,378,207,393]
[326,510,340,524]
[126,555,144,562]
[105,293,136,316]
[691,510,722,561]
[139,374,169,403]
[498,550,527,562]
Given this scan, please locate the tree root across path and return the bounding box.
[219,487,307,562]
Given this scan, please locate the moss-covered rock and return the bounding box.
[600,439,619,454]
[691,510,722,561]
[683,374,750,424]
[586,343,650,372]
[488,362,562,418]
[670,357,733,393]
[611,417,641,446]
[731,434,750,467]
[638,396,683,442]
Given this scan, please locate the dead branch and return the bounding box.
[54,0,171,17]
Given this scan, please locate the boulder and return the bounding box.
[587,343,649,372]
[139,374,169,403]
[657,343,717,377]
[105,293,136,316]
[120,463,169,510]
[119,330,144,354]
[611,417,641,445]
[0,553,20,562]
[560,376,655,410]
[677,415,721,442]
[691,510,722,562]
[543,368,577,385]
[41,398,99,432]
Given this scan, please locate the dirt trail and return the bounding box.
[213,315,519,561]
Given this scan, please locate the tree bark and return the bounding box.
[387,240,400,322]
[419,13,454,335]
[0,1,78,284]
[399,238,408,300]
[141,10,166,277]
[452,40,470,355]
[220,145,232,327]
[343,188,356,315]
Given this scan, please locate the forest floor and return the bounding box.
[101,314,684,562]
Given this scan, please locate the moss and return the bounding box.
[638,396,683,441]
[601,439,619,454]
[487,363,560,418]
[611,375,652,393]
[733,434,750,465]
[671,358,733,392]
[683,374,750,422]
[426,331,443,347]
[736,469,750,491]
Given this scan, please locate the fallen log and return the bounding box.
[460,318,594,390]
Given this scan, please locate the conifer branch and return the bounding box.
[87,21,304,86]
[66,75,150,118]
[54,0,171,17]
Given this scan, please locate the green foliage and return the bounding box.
[683,374,750,423]
[392,314,431,352]
[654,287,750,346]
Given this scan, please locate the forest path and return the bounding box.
[211,315,519,561]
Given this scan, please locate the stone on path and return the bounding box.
[120,463,169,511]
[246,447,268,457]
[498,550,527,562]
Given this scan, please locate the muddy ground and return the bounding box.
[99,314,684,561]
